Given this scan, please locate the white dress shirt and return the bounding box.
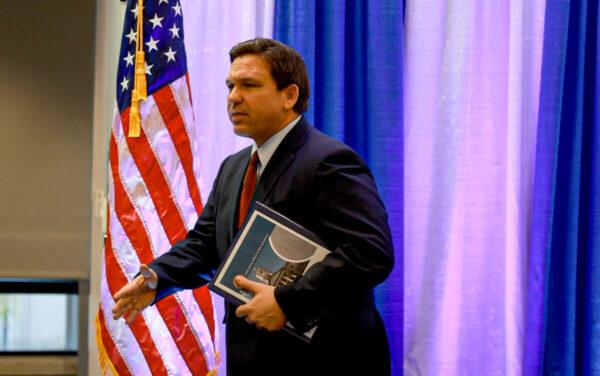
[251,115,301,179]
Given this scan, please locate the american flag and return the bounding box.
[95,0,219,375]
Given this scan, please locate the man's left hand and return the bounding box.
[234,275,286,331]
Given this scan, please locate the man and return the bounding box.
[112,38,394,375]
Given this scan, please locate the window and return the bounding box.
[0,279,78,354]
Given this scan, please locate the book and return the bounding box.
[208,202,330,342]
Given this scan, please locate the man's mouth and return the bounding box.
[230,112,247,119]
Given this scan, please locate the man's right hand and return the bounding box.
[112,264,158,325]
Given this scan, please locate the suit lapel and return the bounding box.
[253,118,310,203]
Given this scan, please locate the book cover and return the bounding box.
[208,202,330,342]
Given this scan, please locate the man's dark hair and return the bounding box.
[229,38,310,113]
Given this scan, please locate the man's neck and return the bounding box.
[255,112,300,147]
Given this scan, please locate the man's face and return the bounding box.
[226,54,292,146]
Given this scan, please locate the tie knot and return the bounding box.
[250,151,259,167]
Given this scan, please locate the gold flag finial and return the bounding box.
[129,0,146,137]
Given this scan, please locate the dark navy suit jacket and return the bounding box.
[150,117,394,375]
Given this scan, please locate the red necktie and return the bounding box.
[238,151,259,228]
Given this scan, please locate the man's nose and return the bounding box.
[227,87,241,103]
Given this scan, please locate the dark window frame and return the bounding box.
[0,278,79,356]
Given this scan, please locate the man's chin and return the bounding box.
[232,125,251,138]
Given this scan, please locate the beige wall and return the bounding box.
[0,1,94,279]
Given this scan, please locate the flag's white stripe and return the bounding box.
[100,263,151,376]
[170,76,205,228]
[137,95,191,239]
[210,292,223,355]
[113,114,171,259]
[210,292,221,354]
[108,200,192,376]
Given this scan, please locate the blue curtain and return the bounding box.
[274,1,403,374]
[526,0,600,374]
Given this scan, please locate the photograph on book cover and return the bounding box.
[213,209,329,304]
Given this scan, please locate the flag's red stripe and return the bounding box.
[105,229,169,376]
[110,132,211,374]
[154,84,204,216]
[193,287,216,344]
[98,306,133,376]
[156,298,210,376]
[120,108,188,244]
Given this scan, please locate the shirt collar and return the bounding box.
[251,115,301,177]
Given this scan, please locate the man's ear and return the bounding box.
[282,84,299,111]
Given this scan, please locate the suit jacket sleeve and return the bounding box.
[274,147,394,332]
[149,158,226,303]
